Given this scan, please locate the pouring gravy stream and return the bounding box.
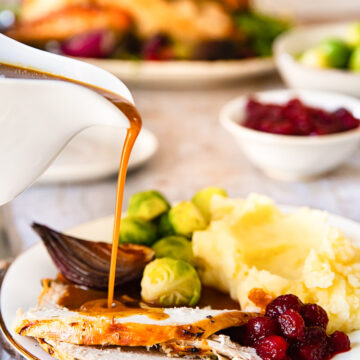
[0,63,141,309]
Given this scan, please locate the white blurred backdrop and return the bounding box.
[0,0,359,23]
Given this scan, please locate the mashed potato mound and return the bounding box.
[192,194,360,333]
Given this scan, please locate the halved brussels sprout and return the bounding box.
[152,236,193,264]
[168,201,207,237]
[299,39,350,69]
[192,186,228,221]
[318,39,350,68]
[119,217,157,246]
[141,258,201,307]
[157,212,175,237]
[128,190,170,221]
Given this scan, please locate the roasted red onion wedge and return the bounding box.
[32,223,154,289]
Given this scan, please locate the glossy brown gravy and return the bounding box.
[56,277,239,316]
[0,62,141,309]
[60,288,169,320]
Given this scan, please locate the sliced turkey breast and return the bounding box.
[15,279,258,347]
[37,334,261,360]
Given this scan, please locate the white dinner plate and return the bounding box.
[1,206,360,360]
[80,58,275,87]
[37,127,158,184]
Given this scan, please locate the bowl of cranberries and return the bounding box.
[220,89,360,180]
[226,294,351,360]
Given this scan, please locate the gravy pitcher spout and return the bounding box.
[0,34,136,205]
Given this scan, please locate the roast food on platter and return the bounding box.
[14,188,356,360]
[3,0,290,60]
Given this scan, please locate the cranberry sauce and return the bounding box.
[243,98,360,136]
[227,294,351,360]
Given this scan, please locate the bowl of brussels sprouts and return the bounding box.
[274,22,360,97]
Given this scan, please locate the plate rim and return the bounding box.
[81,57,274,68]
[37,127,158,184]
[80,57,275,85]
[2,205,360,360]
[0,263,41,360]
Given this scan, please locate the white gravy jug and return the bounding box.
[0,34,133,206]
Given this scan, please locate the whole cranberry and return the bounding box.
[283,98,311,135]
[272,120,296,135]
[258,118,277,133]
[300,304,329,329]
[325,336,335,359]
[266,295,303,319]
[278,309,305,340]
[245,316,279,345]
[290,343,326,360]
[289,327,328,360]
[329,331,351,355]
[265,104,283,121]
[332,108,360,131]
[255,335,289,360]
[303,326,328,345]
[245,98,266,122]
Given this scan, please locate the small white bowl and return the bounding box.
[274,22,360,97]
[220,89,360,181]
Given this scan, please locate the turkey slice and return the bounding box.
[37,338,168,360]
[159,335,260,359]
[37,335,261,360]
[15,279,257,347]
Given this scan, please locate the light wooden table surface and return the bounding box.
[2,73,360,254]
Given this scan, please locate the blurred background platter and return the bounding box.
[80,57,275,87]
[37,127,158,184]
[0,0,287,87]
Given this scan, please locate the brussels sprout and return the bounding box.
[152,236,193,264]
[141,258,201,306]
[157,212,175,237]
[346,22,360,47]
[128,190,170,221]
[119,217,157,246]
[192,187,228,221]
[318,39,351,68]
[349,46,360,72]
[168,201,207,237]
[299,47,328,68]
